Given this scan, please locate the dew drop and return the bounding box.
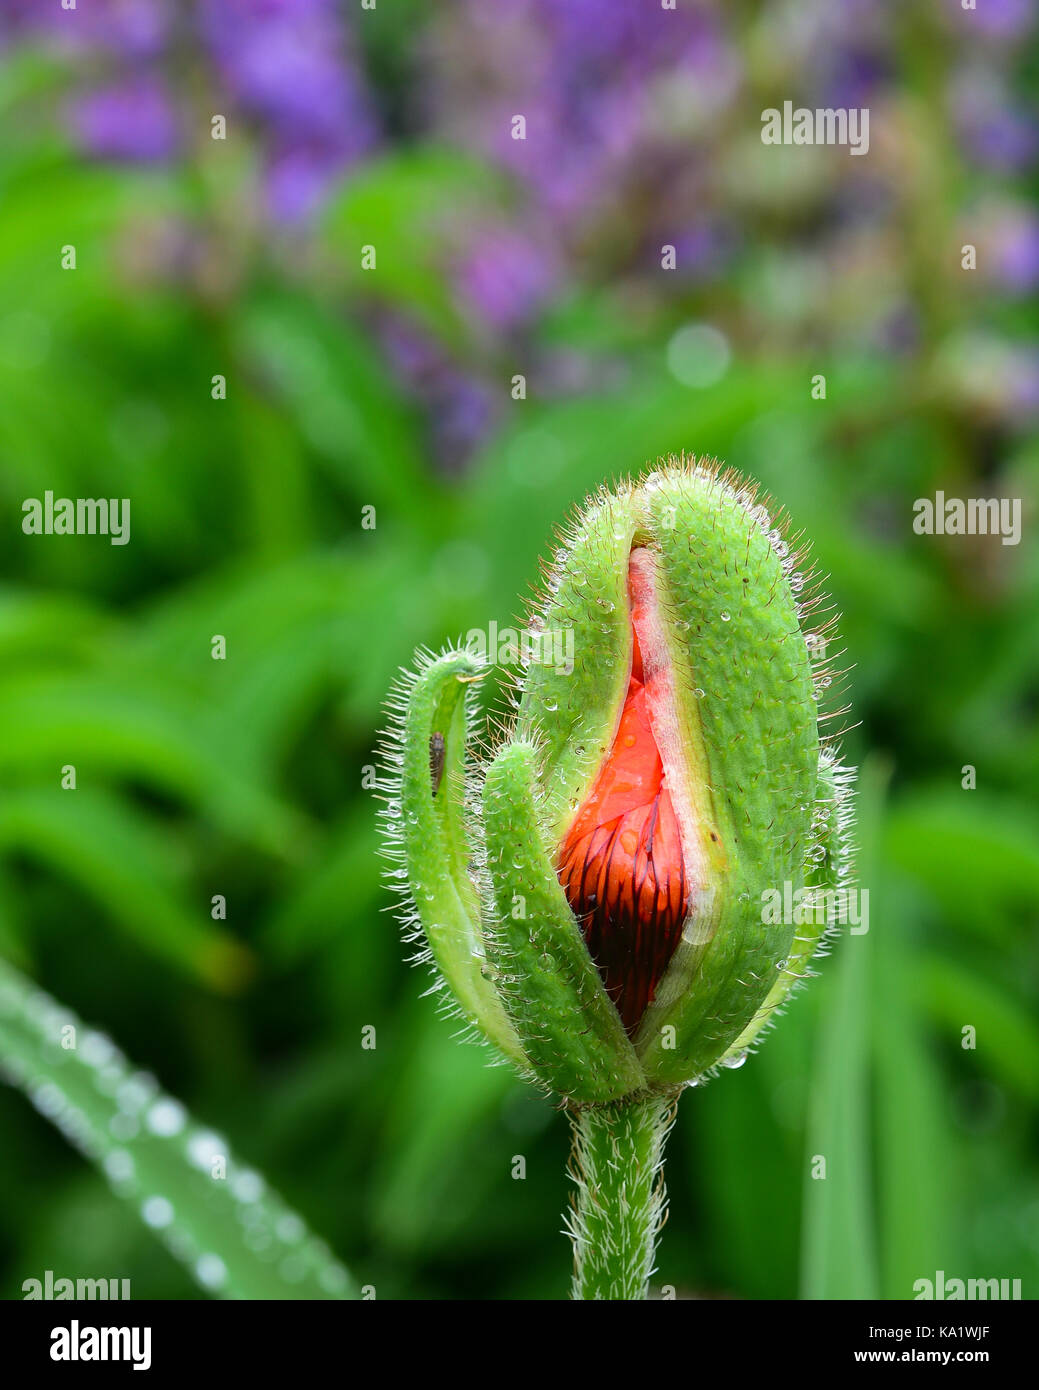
[95,1063,124,1097]
[720,610,731,622]
[141,1196,174,1229]
[109,1113,140,1142]
[104,1149,135,1184]
[232,1170,265,1204]
[80,1032,117,1069]
[31,1082,66,1119]
[194,1253,228,1291]
[146,1098,186,1137]
[722,1051,748,1070]
[276,1213,305,1244]
[165,1229,196,1262]
[187,1131,225,1171]
[117,1073,156,1114]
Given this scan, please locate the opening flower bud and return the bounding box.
[384,457,854,1105]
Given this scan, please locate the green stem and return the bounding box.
[566,1091,679,1300]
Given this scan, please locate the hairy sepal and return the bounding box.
[516,490,641,843]
[718,751,857,1063]
[482,740,646,1103]
[385,649,522,1062]
[633,469,820,1081]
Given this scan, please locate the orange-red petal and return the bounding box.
[557,553,688,1035]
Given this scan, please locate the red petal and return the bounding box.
[557,552,689,1035]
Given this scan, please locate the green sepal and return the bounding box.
[396,650,523,1062]
[633,471,819,1081]
[718,753,848,1062]
[517,491,640,843]
[481,739,645,1103]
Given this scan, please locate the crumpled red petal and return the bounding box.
[558,551,688,1035]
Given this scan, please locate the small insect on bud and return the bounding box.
[429,731,446,798]
[379,457,854,1104]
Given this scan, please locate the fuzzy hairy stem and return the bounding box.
[566,1091,679,1300]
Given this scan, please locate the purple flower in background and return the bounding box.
[991,210,1039,294]
[451,225,559,333]
[375,312,498,470]
[8,0,171,58]
[953,68,1039,172]
[70,76,179,162]
[200,0,361,144]
[958,0,1036,41]
[199,0,377,220]
[429,370,498,473]
[660,223,736,283]
[375,314,446,387]
[963,105,1039,171]
[264,144,346,224]
[823,49,891,110]
[10,0,380,218]
[1012,353,1039,417]
[428,0,735,231]
[88,0,171,59]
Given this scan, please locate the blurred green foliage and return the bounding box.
[1,4,1038,1301]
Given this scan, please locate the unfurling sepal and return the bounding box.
[482,740,645,1103]
[379,648,522,1062]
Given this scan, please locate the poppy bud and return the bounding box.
[380,458,854,1105]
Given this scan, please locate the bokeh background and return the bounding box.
[1,0,1037,1300]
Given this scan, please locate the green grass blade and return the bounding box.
[871,868,960,1298]
[799,756,886,1299]
[0,957,356,1300]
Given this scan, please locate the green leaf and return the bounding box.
[237,290,439,523]
[0,673,308,858]
[0,788,248,990]
[884,790,1039,942]
[915,955,1039,1103]
[0,957,355,1299]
